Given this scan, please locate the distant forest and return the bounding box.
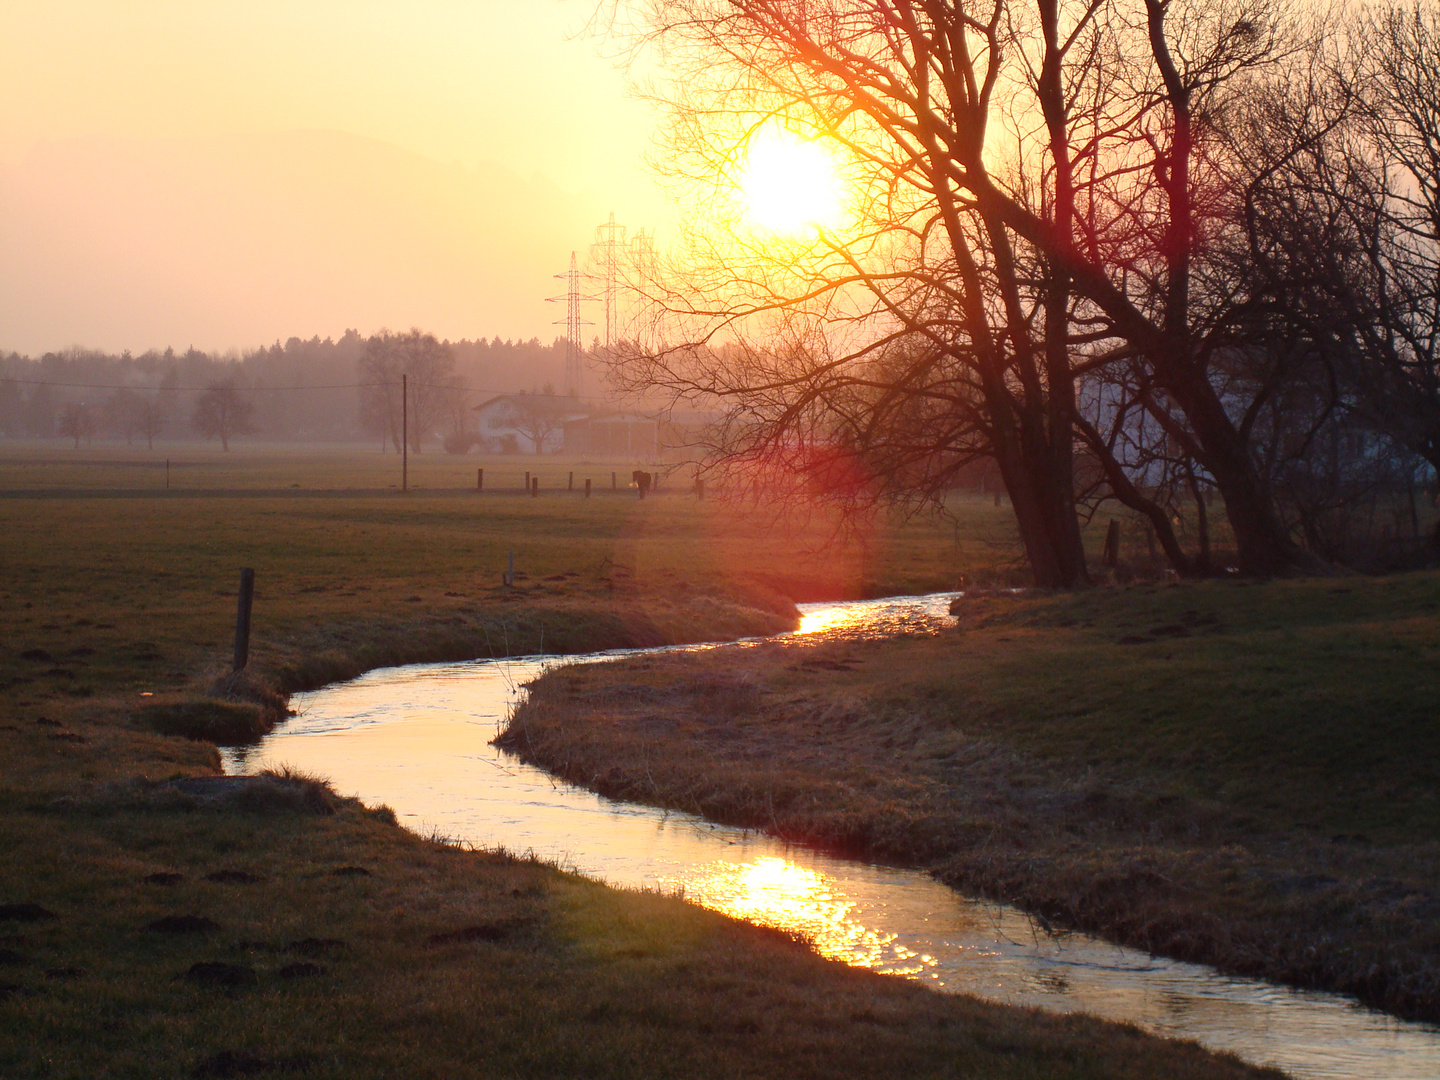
[0,333,578,445]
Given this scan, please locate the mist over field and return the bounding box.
[0,129,606,355]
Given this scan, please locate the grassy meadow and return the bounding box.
[0,442,1289,1078]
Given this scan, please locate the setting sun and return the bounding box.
[738,127,843,233]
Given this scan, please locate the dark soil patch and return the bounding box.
[192,1049,312,1077]
[0,983,28,1002]
[44,967,87,980]
[205,870,263,885]
[19,649,54,662]
[0,949,30,965]
[330,866,370,877]
[284,938,345,958]
[0,903,56,921]
[144,872,185,886]
[148,915,220,934]
[184,962,257,988]
[34,717,62,726]
[277,962,324,979]
[427,923,509,946]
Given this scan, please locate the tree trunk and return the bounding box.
[990,418,1090,588]
[1162,360,1325,575]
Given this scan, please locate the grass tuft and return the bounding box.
[137,699,270,745]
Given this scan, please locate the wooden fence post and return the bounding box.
[477,468,483,491]
[233,568,255,671]
[584,478,591,498]
[1103,518,1120,568]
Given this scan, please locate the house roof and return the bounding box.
[472,393,583,413]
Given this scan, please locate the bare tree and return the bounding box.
[192,382,256,451]
[608,0,1330,579]
[357,329,457,453]
[502,391,573,454]
[135,398,166,450]
[57,403,97,448]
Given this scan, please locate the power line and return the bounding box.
[1,379,380,393]
[0,376,628,406]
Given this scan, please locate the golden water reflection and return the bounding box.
[793,593,960,638]
[665,856,936,978]
[795,606,862,635]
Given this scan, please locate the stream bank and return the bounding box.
[497,579,1440,1024]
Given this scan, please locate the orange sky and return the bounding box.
[0,1,670,354]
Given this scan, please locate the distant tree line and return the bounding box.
[0,333,574,449]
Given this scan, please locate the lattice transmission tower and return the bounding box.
[591,211,627,347]
[628,226,660,342]
[546,251,594,397]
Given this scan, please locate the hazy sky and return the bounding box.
[0,1,670,354]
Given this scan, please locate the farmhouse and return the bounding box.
[471,393,584,454]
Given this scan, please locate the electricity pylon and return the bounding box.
[546,251,594,398]
[628,226,660,343]
[591,211,627,348]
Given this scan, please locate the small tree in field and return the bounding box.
[135,398,165,449]
[192,382,256,451]
[502,389,572,454]
[57,403,97,448]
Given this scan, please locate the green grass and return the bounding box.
[966,577,1440,839]
[0,446,1285,1078]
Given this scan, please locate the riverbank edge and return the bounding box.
[147,590,802,744]
[495,610,1440,1027]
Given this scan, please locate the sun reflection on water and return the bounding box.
[795,606,865,635]
[793,593,962,639]
[664,856,937,978]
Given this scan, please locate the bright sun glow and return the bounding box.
[738,128,843,233]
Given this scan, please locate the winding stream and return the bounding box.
[223,594,1440,1080]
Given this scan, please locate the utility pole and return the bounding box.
[402,373,408,493]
